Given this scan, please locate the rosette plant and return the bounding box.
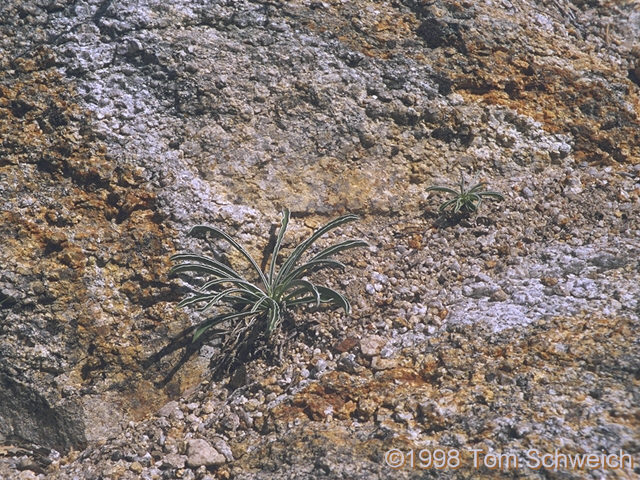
[170,209,367,344]
[426,175,504,215]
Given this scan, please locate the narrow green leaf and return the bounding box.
[275,213,359,285]
[266,300,281,334]
[308,239,368,263]
[288,258,345,279]
[268,208,290,286]
[285,295,317,306]
[426,186,459,195]
[478,191,504,200]
[283,289,309,301]
[170,253,244,280]
[283,279,321,306]
[177,293,217,308]
[316,285,351,314]
[188,225,269,287]
[199,288,253,312]
[461,198,477,212]
[467,182,488,194]
[250,294,271,313]
[469,193,482,204]
[200,277,264,295]
[439,198,458,212]
[170,263,236,279]
[275,259,346,298]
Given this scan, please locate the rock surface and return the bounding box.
[0,0,639,478]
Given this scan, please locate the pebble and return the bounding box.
[157,401,181,418]
[313,359,328,375]
[185,439,226,468]
[370,356,397,371]
[161,453,187,470]
[521,186,534,199]
[490,288,508,302]
[337,353,359,373]
[359,336,387,357]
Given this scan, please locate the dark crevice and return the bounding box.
[628,68,640,88]
[0,292,16,309]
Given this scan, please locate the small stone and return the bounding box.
[394,411,414,424]
[337,353,359,373]
[172,409,185,421]
[359,132,376,148]
[356,397,378,419]
[186,439,226,468]
[408,234,422,249]
[130,461,143,474]
[521,186,534,199]
[490,288,508,302]
[375,407,394,425]
[371,272,389,284]
[222,412,240,432]
[371,356,397,371]
[313,358,327,375]
[158,401,180,418]
[360,335,387,357]
[302,397,334,421]
[335,336,359,353]
[464,284,494,299]
[550,284,569,296]
[210,437,234,462]
[590,254,626,270]
[30,280,46,295]
[379,345,395,358]
[17,471,38,480]
[161,453,187,470]
[418,401,446,428]
[151,450,164,460]
[16,457,40,473]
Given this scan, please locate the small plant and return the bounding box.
[170,209,367,358]
[426,175,504,215]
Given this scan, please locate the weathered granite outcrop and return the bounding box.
[0,58,181,451]
[0,0,638,478]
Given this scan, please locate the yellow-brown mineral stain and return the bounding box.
[1,51,200,421]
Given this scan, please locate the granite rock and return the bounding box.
[0,0,638,478]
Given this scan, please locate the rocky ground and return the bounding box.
[1,0,639,478]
